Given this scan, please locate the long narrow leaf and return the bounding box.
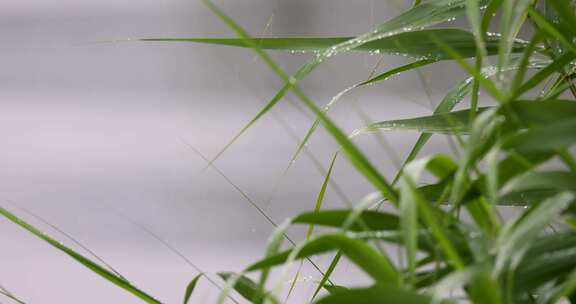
[0,206,161,304]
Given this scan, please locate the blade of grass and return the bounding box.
[17,206,125,280]
[0,206,161,304]
[284,152,338,303]
[141,28,517,60]
[500,171,576,196]
[204,0,479,167]
[0,284,25,304]
[183,273,203,304]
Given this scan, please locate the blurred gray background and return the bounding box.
[1,0,469,302]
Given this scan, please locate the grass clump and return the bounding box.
[2,0,576,303]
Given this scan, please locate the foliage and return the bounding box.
[2,0,576,303]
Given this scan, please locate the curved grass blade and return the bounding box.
[514,52,576,98]
[0,206,161,304]
[359,59,437,86]
[18,207,125,280]
[183,273,203,304]
[314,285,435,304]
[204,0,480,167]
[285,152,338,303]
[311,252,343,301]
[217,273,278,304]
[351,107,484,137]
[246,233,398,285]
[142,28,522,60]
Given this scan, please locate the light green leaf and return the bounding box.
[183,273,203,304]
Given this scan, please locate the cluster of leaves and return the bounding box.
[2,0,576,303]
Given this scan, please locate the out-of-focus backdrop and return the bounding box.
[1,0,469,302]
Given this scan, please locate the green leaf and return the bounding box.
[183,273,203,304]
[503,118,576,153]
[0,206,161,304]
[468,269,502,304]
[312,252,343,301]
[353,99,576,137]
[351,107,484,136]
[246,233,398,285]
[292,210,399,232]
[314,285,435,304]
[218,272,278,304]
[142,28,524,60]
[500,171,576,196]
[360,59,437,86]
[285,152,338,303]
